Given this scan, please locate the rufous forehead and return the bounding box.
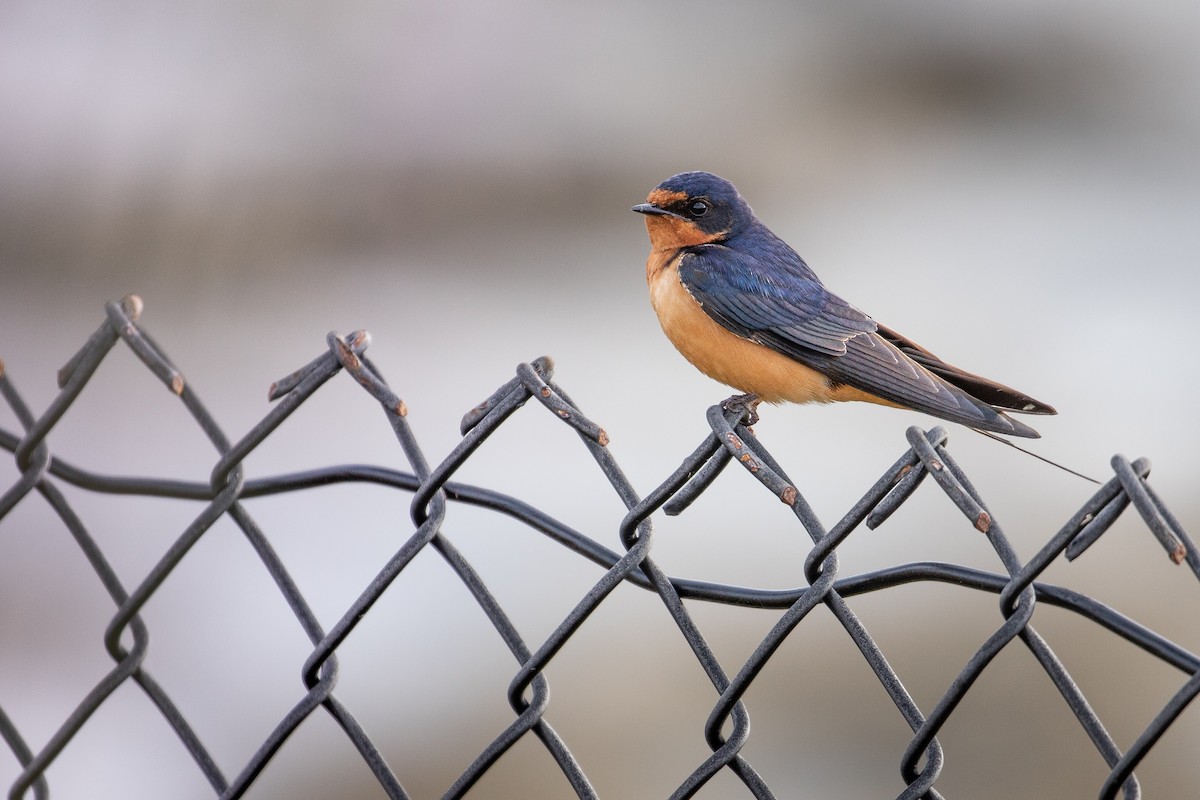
[646,188,688,206]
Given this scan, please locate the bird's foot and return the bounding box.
[721,392,762,426]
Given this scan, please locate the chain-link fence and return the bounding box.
[1,295,1196,799]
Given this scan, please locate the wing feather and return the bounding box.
[677,244,1043,437]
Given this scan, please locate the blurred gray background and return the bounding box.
[1,1,1198,798]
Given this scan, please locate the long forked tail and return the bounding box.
[876,323,1057,416]
[972,428,1100,484]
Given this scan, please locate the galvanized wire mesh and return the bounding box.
[1,295,1196,800]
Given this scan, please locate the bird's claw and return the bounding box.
[722,392,762,426]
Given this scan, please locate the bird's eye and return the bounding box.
[688,199,710,217]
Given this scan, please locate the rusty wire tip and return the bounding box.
[267,370,303,400]
[530,355,555,377]
[396,399,408,417]
[331,339,363,372]
[120,294,144,320]
[1170,545,1186,564]
[597,429,609,446]
[169,374,185,396]
[780,485,798,505]
[348,329,371,349]
[974,511,992,533]
[460,403,488,434]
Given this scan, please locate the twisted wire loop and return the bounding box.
[0,297,1197,799]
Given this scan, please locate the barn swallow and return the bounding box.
[633,171,1055,438]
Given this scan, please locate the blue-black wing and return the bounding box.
[678,243,1044,436]
[677,243,875,354]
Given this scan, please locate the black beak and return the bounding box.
[632,203,684,220]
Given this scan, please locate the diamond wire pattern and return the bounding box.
[0,296,1196,799]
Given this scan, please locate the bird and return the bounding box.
[633,171,1056,438]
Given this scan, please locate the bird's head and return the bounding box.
[633,171,752,250]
